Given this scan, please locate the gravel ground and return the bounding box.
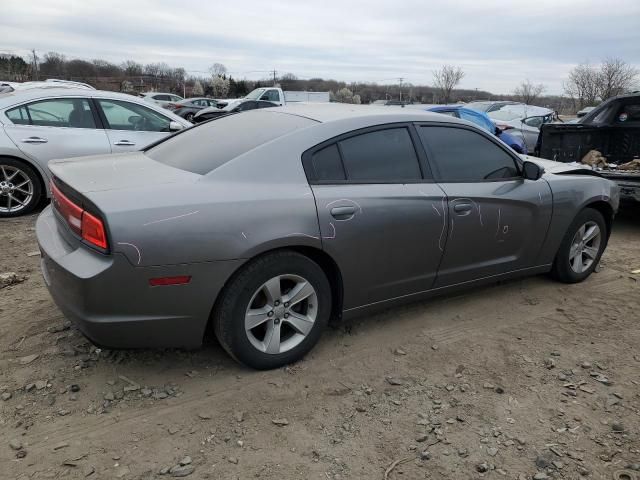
[1,203,639,480]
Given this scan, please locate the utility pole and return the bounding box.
[272,69,277,86]
[30,49,39,81]
[398,77,404,102]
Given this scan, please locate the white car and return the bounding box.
[141,92,184,109]
[0,87,192,217]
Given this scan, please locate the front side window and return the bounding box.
[339,128,422,182]
[419,126,519,182]
[235,101,256,112]
[97,99,171,132]
[6,98,95,128]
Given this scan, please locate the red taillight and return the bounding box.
[166,103,181,110]
[51,182,108,250]
[149,276,192,287]
[51,182,82,235]
[81,211,108,249]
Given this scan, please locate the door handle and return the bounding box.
[114,140,136,146]
[453,203,473,214]
[21,136,48,144]
[330,206,357,220]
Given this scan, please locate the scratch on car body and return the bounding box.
[117,242,142,265]
[143,210,199,226]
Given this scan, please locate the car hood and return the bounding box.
[48,151,200,194]
[518,155,592,174]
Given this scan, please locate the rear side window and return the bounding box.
[339,128,421,181]
[419,126,519,182]
[147,111,316,175]
[312,144,345,181]
[6,98,95,128]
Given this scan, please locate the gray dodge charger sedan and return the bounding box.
[36,104,619,369]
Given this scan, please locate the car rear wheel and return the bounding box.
[0,159,42,217]
[213,251,331,369]
[551,208,607,283]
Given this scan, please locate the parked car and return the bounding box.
[141,92,184,109]
[427,105,527,153]
[538,92,640,202]
[0,87,192,217]
[482,104,556,152]
[192,99,278,123]
[165,97,220,121]
[36,104,619,369]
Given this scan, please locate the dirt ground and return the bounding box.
[1,203,639,480]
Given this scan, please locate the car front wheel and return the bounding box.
[213,251,331,369]
[0,159,42,217]
[551,208,607,283]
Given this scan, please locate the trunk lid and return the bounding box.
[48,151,201,194]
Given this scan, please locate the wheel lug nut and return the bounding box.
[274,300,280,306]
[284,302,289,308]
[284,313,289,318]
[274,318,280,324]
[267,311,274,317]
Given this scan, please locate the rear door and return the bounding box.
[95,98,174,152]
[3,97,111,163]
[304,125,447,310]
[417,124,553,287]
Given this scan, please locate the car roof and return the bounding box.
[0,88,150,108]
[272,103,465,124]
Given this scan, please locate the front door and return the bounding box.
[417,124,553,287]
[304,125,447,310]
[94,99,174,152]
[3,97,111,163]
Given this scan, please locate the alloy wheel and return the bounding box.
[0,164,34,214]
[569,221,601,273]
[244,274,318,354]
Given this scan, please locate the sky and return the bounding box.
[1,0,639,95]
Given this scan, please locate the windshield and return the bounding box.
[466,101,493,112]
[487,110,522,121]
[146,111,316,175]
[245,88,266,100]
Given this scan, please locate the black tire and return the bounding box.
[0,158,42,218]
[213,251,332,369]
[551,208,607,283]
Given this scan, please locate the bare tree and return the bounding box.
[433,65,465,103]
[514,79,546,104]
[330,87,361,104]
[121,60,143,76]
[564,63,600,109]
[596,57,638,101]
[210,63,227,77]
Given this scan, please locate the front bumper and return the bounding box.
[36,205,241,349]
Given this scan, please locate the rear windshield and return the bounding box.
[146,111,316,175]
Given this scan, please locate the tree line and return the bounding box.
[0,51,637,113]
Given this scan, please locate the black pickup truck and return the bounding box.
[538,92,640,202]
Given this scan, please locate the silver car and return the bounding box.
[0,88,192,216]
[141,92,184,109]
[35,104,619,369]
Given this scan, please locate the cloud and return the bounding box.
[1,0,638,94]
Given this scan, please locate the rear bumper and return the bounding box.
[36,205,241,349]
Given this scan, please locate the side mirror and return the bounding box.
[522,160,544,180]
[169,121,184,131]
